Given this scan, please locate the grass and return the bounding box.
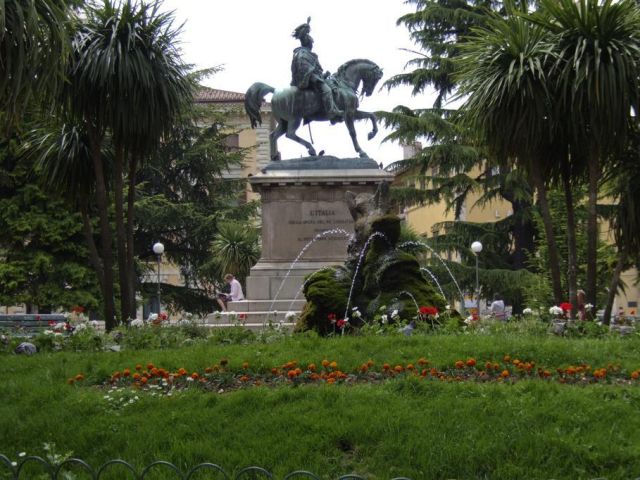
[1,332,640,479]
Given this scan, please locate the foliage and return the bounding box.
[0,132,100,311]
[0,0,70,122]
[205,221,260,286]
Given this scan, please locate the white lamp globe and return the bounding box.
[471,241,483,254]
[152,242,165,255]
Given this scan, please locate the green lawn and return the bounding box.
[1,333,640,479]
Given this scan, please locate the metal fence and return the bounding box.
[0,455,413,479]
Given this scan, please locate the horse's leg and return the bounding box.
[269,121,287,161]
[286,118,316,157]
[345,114,369,158]
[353,110,378,140]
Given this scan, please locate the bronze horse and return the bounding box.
[245,59,383,161]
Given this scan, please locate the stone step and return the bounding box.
[225,299,306,312]
[201,322,296,332]
[204,310,300,325]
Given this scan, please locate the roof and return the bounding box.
[194,86,245,104]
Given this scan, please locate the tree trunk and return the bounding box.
[530,162,563,304]
[88,126,116,329]
[113,143,130,321]
[126,155,138,320]
[80,203,104,291]
[603,249,626,326]
[562,166,578,318]
[586,151,599,307]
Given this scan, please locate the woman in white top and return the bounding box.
[490,293,506,321]
[216,273,245,311]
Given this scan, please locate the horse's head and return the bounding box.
[335,59,383,96]
[362,65,383,97]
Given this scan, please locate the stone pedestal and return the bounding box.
[246,156,393,301]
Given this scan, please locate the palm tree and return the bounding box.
[453,8,565,304]
[206,222,260,288]
[533,0,640,307]
[65,0,194,324]
[1,0,69,124]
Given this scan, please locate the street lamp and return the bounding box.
[471,241,483,317]
[152,242,164,314]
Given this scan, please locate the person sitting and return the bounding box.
[490,293,507,321]
[216,273,245,311]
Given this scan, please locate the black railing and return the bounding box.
[0,455,414,479]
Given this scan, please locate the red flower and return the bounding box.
[238,313,247,320]
[419,306,439,316]
[48,320,56,326]
[560,302,572,312]
[159,312,168,321]
[327,313,337,324]
[336,319,347,329]
[71,305,84,314]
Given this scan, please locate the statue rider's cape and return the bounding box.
[290,46,339,123]
[290,46,323,89]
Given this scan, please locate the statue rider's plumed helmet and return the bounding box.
[292,17,312,44]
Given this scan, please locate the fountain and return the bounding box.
[296,182,450,334]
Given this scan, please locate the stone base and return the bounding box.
[246,158,393,302]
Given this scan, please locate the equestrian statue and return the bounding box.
[244,18,383,161]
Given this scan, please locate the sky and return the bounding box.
[159,0,437,165]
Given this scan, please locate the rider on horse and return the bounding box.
[291,18,343,123]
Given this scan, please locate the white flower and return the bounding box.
[44,330,53,335]
[90,320,99,329]
[380,314,388,324]
[186,377,194,382]
[54,332,63,337]
[285,311,297,321]
[147,313,158,322]
[130,319,144,328]
[391,309,399,319]
[11,462,16,467]
[549,306,563,316]
[53,322,66,331]
[523,308,533,315]
[464,316,474,325]
[351,307,362,319]
[73,323,87,335]
[585,303,594,312]
[445,304,451,310]
[18,452,25,457]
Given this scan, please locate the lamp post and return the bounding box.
[471,241,483,317]
[152,242,164,314]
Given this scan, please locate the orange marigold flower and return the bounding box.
[421,369,428,377]
[294,368,302,376]
[406,364,415,371]
[417,358,428,366]
[466,358,476,367]
[455,360,465,369]
[135,364,142,371]
[367,360,375,368]
[133,373,141,380]
[321,359,330,368]
[631,370,640,380]
[485,362,493,370]
[566,367,577,375]
[122,369,130,377]
[503,355,511,362]
[140,377,148,385]
[310,373,320,381]
[326,377,336,384]
[75,374,85,382]
[382,363,390,371]
[191,372,199,380]
[67,378,75,385]
[271,368,279,375]
[242,362,249,370]
[593,368,607,379]
[240,375,250,382]
[394,365,404,373]
[543,370,552,378]
[329,361,338,369]
[500,370,510,378]
[360,364,369,373]
[308,363,317,372]
[146,363,154,370]
[287,370,297,379]
[178,368,187,376]
[205,367,213,374]
[150,368,159,377]
[112,371,121,379]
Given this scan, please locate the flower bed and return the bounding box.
[69,354,640,394]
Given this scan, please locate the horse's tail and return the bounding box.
[245,82,275,128]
